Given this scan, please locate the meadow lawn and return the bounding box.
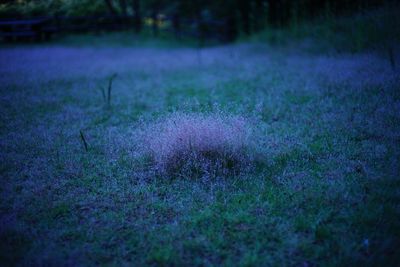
[0,36,399,266]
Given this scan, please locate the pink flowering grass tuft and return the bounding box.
[137,112,258,179]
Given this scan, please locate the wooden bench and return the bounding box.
[0,17,57,42]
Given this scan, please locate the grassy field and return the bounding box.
[0,33,400,266]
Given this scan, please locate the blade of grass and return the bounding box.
[107,73,118,106]
[99,86,106,103]
[79,130,89,152]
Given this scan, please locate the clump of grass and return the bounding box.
[99,73,117,107]
[137,112,259,179]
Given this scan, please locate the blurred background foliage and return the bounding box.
[0,0,391,24]
[0,0,398,52]
[0,0,108,17]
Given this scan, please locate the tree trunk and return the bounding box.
[268,0,292,27]
[151,7,159,36]
[119,0,128,16]
[238,0,251,35]
[267,0,279,26]
[172,13,181,39]
[104,0,118,15]
[224,15,238,43]
[132,0,142,33]
[253,0,264,32]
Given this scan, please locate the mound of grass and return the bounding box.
[137,112,260,179]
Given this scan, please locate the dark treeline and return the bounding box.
[266,0,387,26]
[98,0,390,42]
[0,0,393,41]
[115,0,389,40]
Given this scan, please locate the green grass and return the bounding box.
[0,29,399,266]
